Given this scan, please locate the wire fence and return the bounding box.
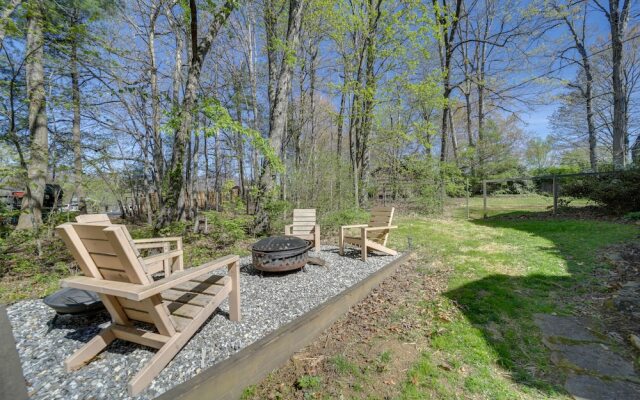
[477,171,629,219]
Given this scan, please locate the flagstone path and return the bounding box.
[534,313,640,400]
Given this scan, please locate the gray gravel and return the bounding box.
[6,246,401,400]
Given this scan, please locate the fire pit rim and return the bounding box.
[252,235,310,252]
[251,235,312,272]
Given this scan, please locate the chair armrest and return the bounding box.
[142,250,183,265]
[135,254,239,300]
[364,225,397,231]
[341,224,368,230]
[132,237,182,244]
[284,225,293,235]
[62,254,239,301]
[133,237,182,251]
[62,277,145,300]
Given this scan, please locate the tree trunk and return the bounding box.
[348,55,364,208]
[203,128,210,209]
[449,108,458,163]
[357,0,380,207]
[608,0,630,169]
[191,130,200,216]
[233,76,246,199]
[17,0,47,230]
[560,8,598,171]
[214,130,221,211]
[247,8,260,183]
[309,42,318,186]
[476,35,487,171]
[70,33,86,214]
[149,4,163,196]
[433,0,462,163]
[464,91,474,147]
[156,0,235,228]
[254,0,304,234]
[336,75,346,160]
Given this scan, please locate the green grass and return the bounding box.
[389,212,638,399]
[331,354,361,376]
[448,194,591,219]
[296,375,322,390]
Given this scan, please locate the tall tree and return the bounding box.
[254,0,304,234]
[594,0,631,168]
[16,0,48,229]
[433,0,463,163]
[156,0,236,228]
[551,0,598,170]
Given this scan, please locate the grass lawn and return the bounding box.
[389,213,637,399]
[246,203,638,399]
[448,194,591,219]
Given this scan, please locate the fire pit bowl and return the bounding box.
[252,236,312,272]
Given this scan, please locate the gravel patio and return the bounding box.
[6,246,401,400]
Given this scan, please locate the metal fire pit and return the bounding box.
[252,236,312,272]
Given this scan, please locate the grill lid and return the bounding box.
[252,235,309,252]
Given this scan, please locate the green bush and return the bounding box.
[562,169,640,213]
[43,211,80,227]
[319,208,370,234]
[623,211,640,221]
[264,198,289,234]
[202,211,250,245]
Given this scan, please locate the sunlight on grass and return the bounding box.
[392,213,638,399]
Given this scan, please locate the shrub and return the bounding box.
[319,208,370,234]
[623,211,640,221]
[562,169,640,213]
[202,211,251,245]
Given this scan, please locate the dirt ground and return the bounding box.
[587,242,640,345]
[242,254,453,400]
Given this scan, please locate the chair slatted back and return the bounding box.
[292,209,316,235]
[74,214,141,244]
[367,207,395,244]
[75,214,111,224]
[57,223,176,336]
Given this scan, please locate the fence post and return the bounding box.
[466,177,470,220]
[482,180,487,219]
[439,174,445,214]
[552,175,558,214]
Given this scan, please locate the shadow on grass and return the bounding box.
[443,211,638,395]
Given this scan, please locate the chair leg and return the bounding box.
[162,242,171,276]
[314,227,321,252]
[65,327,115,371]
[128,289,227,396]
[227,260,241,322]
[361,238,368,261]
[127,336,182,396]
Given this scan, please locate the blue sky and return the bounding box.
[520,4,612,139]
[522,105,557,138]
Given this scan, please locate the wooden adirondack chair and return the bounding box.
[285,209,321,251]
[56,222,241,395]
[75,214,183,277]
[339,207,398,261]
